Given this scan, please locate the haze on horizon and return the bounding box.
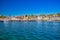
[0,0,60,16]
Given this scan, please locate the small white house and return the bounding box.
[37,16,43,20]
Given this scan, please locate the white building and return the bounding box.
[11,17,20,20]
[37,16,43,21]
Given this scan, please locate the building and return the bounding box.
[37,16,43,21]
[11,17,20,21]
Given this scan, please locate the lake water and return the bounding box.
[0,21,60,40]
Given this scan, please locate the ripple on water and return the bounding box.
[0,21,60,40]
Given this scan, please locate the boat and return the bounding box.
[3,18,9,22]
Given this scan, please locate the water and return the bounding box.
[0,21,60,40]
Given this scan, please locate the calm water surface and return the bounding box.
[0,21,60,40]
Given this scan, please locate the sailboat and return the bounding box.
[4,18,9,22]
[4,15,11,22]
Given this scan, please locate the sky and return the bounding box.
[0,0,60,16]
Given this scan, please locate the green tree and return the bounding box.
[0,16,6,18]
[57,13,60,16]
[39,14,46,16]
[30,14,34,16]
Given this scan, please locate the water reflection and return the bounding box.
[0,21,60,40]
[4,21,9,27]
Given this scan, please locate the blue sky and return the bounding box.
[0,0,60,16]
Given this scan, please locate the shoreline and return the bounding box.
[0,20,60,22]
